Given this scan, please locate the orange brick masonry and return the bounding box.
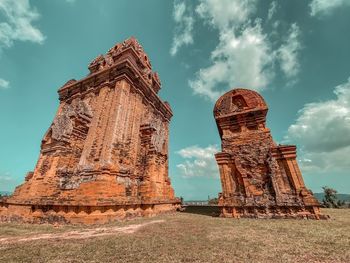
[214,89,327,219]
[0,37,180,224]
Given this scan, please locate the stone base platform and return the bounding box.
[0,200,181,224]
[220,205,329,220]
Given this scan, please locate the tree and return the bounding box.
[180,196,184,205]
[337,199,345,208]
[322,186,342,208]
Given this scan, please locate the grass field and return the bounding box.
[0,208,349,263]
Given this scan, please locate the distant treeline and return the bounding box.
[313,193,350,202]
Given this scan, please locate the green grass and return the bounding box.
[0,209,349,263]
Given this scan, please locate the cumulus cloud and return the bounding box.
[285,77,350,172]
[196,0,257,30]
[189,21,273,101]
[0,78,9,89]
[170,0,194,56]
[310,0,350,16]
[277,23,301,79]
[0,0,45,50]
[189,0,273,101]
[179,0,302,101]
[176,145,219,178]
[0,0,45,90]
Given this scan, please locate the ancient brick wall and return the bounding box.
[214,88,326,219]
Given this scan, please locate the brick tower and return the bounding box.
[0,37,180,224]
[214,88,326,219]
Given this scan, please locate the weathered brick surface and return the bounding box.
[214,88,327,219]
[0,37,179,224]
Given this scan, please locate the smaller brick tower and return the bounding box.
[214,88,326,219]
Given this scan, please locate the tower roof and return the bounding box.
[88,36,153,74]
[213,88,268,119]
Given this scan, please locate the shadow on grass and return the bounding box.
[182,206,220,217]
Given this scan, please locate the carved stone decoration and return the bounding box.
[214,88,328,219]
[51,109,74,142]
[73,99,93,118]
[0,37,179,224]
[51,98,93,142]
[151,119,167,154]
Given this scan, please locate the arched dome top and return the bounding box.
[213,88,268,118]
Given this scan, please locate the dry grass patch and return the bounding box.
[0,208,349,263]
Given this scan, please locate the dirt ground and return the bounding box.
[0,208,349,263]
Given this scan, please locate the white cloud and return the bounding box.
[0,0,45,50]
[277,23,301,79]
[176,145,219,178]
[267,1,277,20]
[310,0,350,16]
[189,21,273,101]
[196,0,257,30]
[0,78,9,89]
[285,77,350,172]
[185,0,304,101]
[170,0,302,101]
[187,0,275,101]
[170,0,194,56]
[0,0,45,90]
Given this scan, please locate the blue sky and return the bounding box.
[0,0,350,200]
